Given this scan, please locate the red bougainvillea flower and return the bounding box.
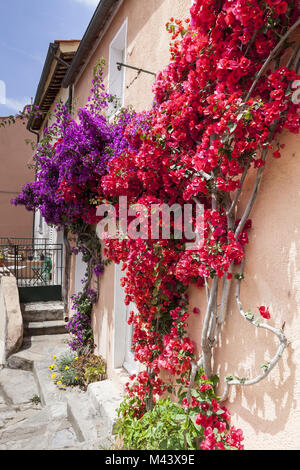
[258,306,271,319]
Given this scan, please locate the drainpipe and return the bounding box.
[68,84,73,114]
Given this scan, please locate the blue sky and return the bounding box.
[0,0,99,116]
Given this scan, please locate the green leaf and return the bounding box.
[244,110,252,120]
[225,374,235,382]
[259,362,270,372]
[234,273,244,281]
[245,310,254,321]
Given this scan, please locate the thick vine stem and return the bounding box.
[210,265,234,348]
[187,356,203,403]
[286,39,300,69]
[146,367,155,412]
[245,16,300,101]
[235,124,276,239]
[209,194,235,348]
[187,275,218,395]
[227,156,252,218]
[73,224,102,301]
[63,227,72,319]
[219,259,289,403]
[201,276,219,377]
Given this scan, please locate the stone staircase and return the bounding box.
[2,300,124,449]
[21,301,67,337]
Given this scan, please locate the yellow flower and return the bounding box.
[51,373,56,379]
[56,381,62,385]
[75,376,78,380]
[65,366,69,370]
[75,357,78,360]
[52,355,57,360]
[48,364,55,370]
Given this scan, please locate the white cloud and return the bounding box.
[72,0,99,8]
[1,96,31,113]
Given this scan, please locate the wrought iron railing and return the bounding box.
[0,242,63,288]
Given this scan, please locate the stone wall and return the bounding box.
[0,275,23,367]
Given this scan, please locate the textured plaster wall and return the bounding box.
[0,117,34,238]
[74,0,191,112]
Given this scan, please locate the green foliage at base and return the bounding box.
[115,397,200,450]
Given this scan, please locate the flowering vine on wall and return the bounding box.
[11,60,134,352]
[101,0,300,449]
[9,0,300,450]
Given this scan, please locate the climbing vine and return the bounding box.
[11,60,133,352]
[100,0,300,449]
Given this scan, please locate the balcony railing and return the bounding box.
[0,241,63,288]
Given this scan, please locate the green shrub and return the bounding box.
[84,364,106,385]
[115,398,197,450]
[72,353,106,388]
[49,350,106,390]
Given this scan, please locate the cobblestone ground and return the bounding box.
[0,368,84,450]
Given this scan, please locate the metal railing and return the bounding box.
[0,242,63,287]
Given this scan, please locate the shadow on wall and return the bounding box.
[213,141,300,438]
[186,132,300,444]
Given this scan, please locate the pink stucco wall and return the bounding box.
[74,0,190,112]
[0,116,34,238]
[70,0,300,449]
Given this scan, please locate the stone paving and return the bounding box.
[0,367,82,450]
[0,334,117,450]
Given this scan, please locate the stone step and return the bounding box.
[3,337,116,450]
[7,334,71,371]
[33,361,114,448]
[24,320,67,337]
[21,301,65,323]
[87,380,124,435]
[67,393,113,448]
[0,369,39,406]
